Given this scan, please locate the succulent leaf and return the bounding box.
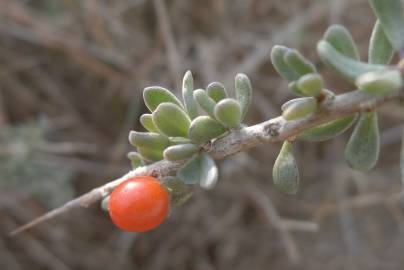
[163,143,199,161]
[182,71,198,119]
[282,97,317,121]
[206,82,228,102]
[235,73,252,121]
[297,73,323,97]
[298,114,358,142]
[193,89,216,118]
[270,45,300,82]
[324,24,360,59]
[140,114,159,133]
[369,20,395,65]
[317,40,386,82]
[214,98,242,128]
[188,116,227,144]
[345,112,380,171]
[127,151,145,169]
[272,141,299,194]
[152,103,191,137]
[128,131,169,150]
[356,69,402,95]
[162,177,193,207]
[177,153,218,189]
[143,86,183,112]
[369,0,404,51]
[284,49,317,75]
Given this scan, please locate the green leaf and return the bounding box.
[162,177,193,207]
[282,97,317,121]
[169,137,191,145]
[128,131,169,150]
[140,114,159,133]
[193,89,216,118]
[127,151,145,169]
[317,40,386,82]
[138,146,164,162]
[356,69,402,95]
[284,49,317,75]
[101,196,110,212]
[297,73,323,97]
[188,116,227,144]
[182,71,198,119]
[369,20,395,65]
[235,73,252,121]
[270,45,300,82]
[206,82,228,102]
[369,0,404,51]
[324,24,360,59]
[177,153,218,189]
[214,98,242,128]
[298,114,358,142]
[163,143,199,161]
[143,86,183,112]
[345,112,380,171]
[152,103,191,137]
[288,81,306,96]
[272,141,299,194]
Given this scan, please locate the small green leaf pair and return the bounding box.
[271,46,322,97]
[281,97,317,121]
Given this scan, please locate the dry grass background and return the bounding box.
[1,0,404,269]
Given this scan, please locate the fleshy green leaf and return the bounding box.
[284,49,317,75]
[127,151,145,169]
[369,20,395,65]
[206,82,228,102]
[297,73,323,97]
[272,141,299,194]
[101,196,110,212]
[143,86,183,112]
[298,114,358,142]
[270,45,300,82]
[177,153,218,189]
[317,40,386,82]
[214,98,242,128]
[162,177,193,207]
[193,89,216,118]
[163,143,199,161]
[345,112,380,171]
[140,114,159,133]
[138,147,164,162]
[152,103,191,137]
[356,69,402,95]
[324,24,360,59]
[169,137,191,145]
[235,73,252,121]
[188,116,227,144]
[128,131,169,150]
[182,71,198,119]
[282,97,317,121]
[369,0,404,51]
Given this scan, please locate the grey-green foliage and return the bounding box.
[369,0,404,51]
[324,24,360,59]
[214,98,242,128]
[182,71,199,120]
[369,21,394,65]
[235,73,252,121]
[345,112,380,171]
[206,82,227,102]
[317,40,386,82]
[177,153,218,189]
[272,141,299,194]
[162,177,193,207]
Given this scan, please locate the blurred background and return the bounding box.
[1,0,404,269]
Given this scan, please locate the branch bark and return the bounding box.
[10,89,404,235]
